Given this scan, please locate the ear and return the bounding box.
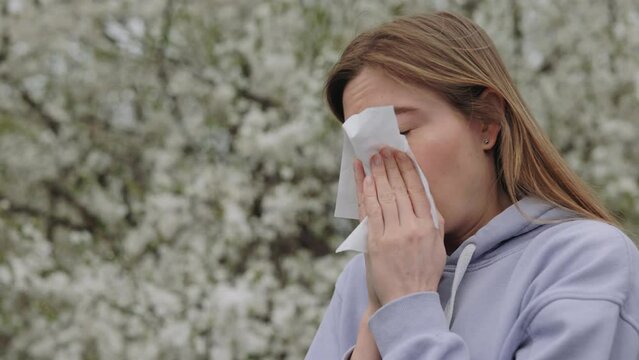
[477,88,504,151]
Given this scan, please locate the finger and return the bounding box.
[370,152,399,228]
[380,147,414,225]
[353,158,367,222]
[437,211,446,235]
[363,175,384,236]
[394,151,431,219]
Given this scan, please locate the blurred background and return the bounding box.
[0,0,637,358]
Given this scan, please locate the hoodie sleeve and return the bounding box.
[367,292,639,360]
[305,254,368,360]
[368,292,470,359]
[514,297,639,359]
[304,288,346,360]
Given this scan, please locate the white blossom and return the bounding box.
[0,0,637,358]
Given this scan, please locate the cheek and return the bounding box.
[408,136,459,179]
[407,133,479,197]
[409,139,477,229]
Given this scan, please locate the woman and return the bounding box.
[305,11,639,360]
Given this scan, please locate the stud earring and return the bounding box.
[483,138,489,144]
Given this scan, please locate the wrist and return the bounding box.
[359,303,378,330]
[366,302,380,316]
[353,304,382,360]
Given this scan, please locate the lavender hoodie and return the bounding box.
[305,197,639,359]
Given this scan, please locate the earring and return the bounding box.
[483,138,489,144]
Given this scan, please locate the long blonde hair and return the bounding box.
[325,11,619,226]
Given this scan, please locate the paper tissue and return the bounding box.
[334,106,439,253]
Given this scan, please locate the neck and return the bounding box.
[444,188,512,255]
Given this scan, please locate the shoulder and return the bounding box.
[533,218,636,259]
[518,219,639,335]
[533,219,637,271]
[522,218,639,305]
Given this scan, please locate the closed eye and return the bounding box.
[400,130,411,135]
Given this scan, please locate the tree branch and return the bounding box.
[0,33,8,65]
[43,181,105,233]
[0,194,90,233]
[511,0,523,75]
[236,87,281,110]
[461,0,481,17]
[18,87,61,135]
[0,2,7,64]
[606,0,618,74]
[156,0,195,147]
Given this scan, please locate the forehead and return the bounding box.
[342,67,439,119]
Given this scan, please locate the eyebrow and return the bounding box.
[394,106,417,115]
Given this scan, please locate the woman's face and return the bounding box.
[342,67,505,249]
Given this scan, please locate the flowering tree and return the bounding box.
[0,0,637,359]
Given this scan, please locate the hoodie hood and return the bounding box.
[441,196,579,327]
[445,196,578,267]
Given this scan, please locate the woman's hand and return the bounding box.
[352,161,383,360]
[353,158,382,310]
[360,147,446,306]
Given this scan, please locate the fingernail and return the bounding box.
[371,154,381,166]
[381,147,392,159]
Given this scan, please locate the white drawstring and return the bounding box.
[444,243,477,328]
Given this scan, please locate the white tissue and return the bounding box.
[334,106,439,253]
